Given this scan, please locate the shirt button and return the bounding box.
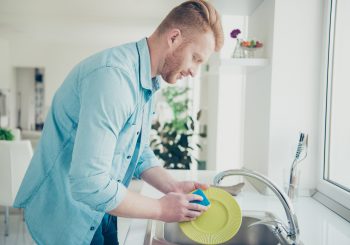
[127,155,131,159]
[90,226,95,231]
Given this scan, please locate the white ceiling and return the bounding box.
[0,0,263,45]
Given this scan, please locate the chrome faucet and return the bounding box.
[213,168,300,245]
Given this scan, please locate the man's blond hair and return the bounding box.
[157,0,224,52]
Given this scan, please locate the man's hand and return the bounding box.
[109,189,206,222]
[157,192,208,222]
[171,181,209,194]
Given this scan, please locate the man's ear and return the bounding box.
[167,28,182,49]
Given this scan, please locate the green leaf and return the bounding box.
[0,128,15,141]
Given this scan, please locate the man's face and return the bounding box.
[161,31,215,84]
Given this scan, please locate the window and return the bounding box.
[316,0,350,218]
[324,0,350,191]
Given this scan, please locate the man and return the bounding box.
[14,0,224,244]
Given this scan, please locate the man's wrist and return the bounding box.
[154,198,164,221]
[164,180,179,193]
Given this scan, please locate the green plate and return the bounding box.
[179,187,242,244]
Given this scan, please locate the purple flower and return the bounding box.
[230,29,241,38]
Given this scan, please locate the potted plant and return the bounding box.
[0,128,14,141]
[150,86,202,169]
[231,28,263,58]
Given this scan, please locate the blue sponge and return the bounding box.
[190,189,211,206]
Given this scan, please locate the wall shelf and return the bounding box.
[218,58,269,73]
[205,57,269,74]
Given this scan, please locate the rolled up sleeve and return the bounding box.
[133,145,162,179]
[69,67,134,212]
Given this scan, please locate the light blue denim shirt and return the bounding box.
[13,38,161,245]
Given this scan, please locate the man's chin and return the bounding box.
[162,75,178,84]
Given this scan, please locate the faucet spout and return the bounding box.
[213,168,300,245]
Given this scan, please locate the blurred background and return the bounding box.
[0,0,348,204]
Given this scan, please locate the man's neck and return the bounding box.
[146,33,165,78]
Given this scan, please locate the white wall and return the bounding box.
[242,0,324,195]
[10,41,113,113]
[247,0,274,60]
[0,38,12,89]
[0,37,16,128]
[243,66,272,176]
[243,0,275,176]
[201,15,247,171]
[216,64,245,171]
[2,0,326,191]
[217,15,248,171]
[7,24,155,115]
[267,0,323,194]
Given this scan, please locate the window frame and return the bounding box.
[315,0,350,220]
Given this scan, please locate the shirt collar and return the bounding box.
[136,38,161,93]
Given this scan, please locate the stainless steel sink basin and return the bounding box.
[144,211,296,245]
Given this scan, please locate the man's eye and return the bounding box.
[193,55,199,63]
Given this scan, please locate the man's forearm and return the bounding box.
[108,190,161,219]
[109,186,208,223]
[140,166,179,193]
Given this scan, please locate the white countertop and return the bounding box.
[121,170,350,245]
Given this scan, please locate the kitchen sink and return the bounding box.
[144,211,295,245]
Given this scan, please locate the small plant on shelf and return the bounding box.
[0,128,14,141]
[240,40,263,49]
[231,28,263,58]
